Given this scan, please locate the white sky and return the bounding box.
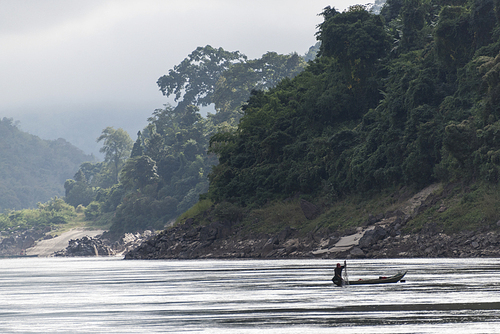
[1,0,364,156]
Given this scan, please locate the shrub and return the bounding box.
[84,201,101,220]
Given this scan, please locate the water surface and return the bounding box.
[0,257,498,333]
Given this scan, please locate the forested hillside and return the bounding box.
[61,0,500,239]
[62,48,307,236]
[0,117,94,211]
[207,0,500,208]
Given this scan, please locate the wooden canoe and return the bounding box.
[333,271,407,286]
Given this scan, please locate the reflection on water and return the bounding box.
[0,257,498,333]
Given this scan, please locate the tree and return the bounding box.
[212,52,307,118]
[131,131,144,158]
[97,127,133,184]
[316,5,390,79]
[157,45,247,111]
[64,179,94,207]
[120,155,159,190]
[157,46,308,127]
[434,5,473,69]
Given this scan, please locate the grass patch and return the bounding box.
[45,212,113,237]
[238,188,402,235]
[175,182,500,238]
[315,187,404,233]
[84,211,114,230]
[241,199,307,234]
[175,199,213,226]
[404,183,500,233]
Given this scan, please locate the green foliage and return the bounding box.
[64,179,95,207]
[318,5,390,66]
[212,52,307,117]
[176,198,213,225]
[90,47,310,234]
[120,156,159,190]
[0,197,75,232]
[434,5,473,68]
[84,201,101,220]
[97,127,133,184]
[205,0,500,211]
[240,199,308,234]
[62,1,500,237]
[157,45,247,111]
[212,201,244,222]
[405,183,500,233]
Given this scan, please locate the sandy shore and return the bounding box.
[25,229,106,257]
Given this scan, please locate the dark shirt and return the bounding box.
[334,265,345,278]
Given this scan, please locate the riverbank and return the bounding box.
[25,229,105,257]
[124,217,500,259]
[125,183,500,260]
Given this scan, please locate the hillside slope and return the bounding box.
[128,0,500,259]
[125,183,500,259]
[0,118,94,211]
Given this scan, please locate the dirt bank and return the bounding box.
[26,229,105,257]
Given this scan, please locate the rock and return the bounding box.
[54,236,115,257]
[300,199,320,220]
[358,226,387,249]
[350,247,365,258]
[260,238,276,257]
[278,227,296,244]
[0,227,49,257]
[437,206,447,213]
[122,211,500,260]
[366,214,377,226]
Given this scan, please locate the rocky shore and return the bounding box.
[124,216,500,260]
[53,236,115,256]
[31,184,500,260]
[53,230,155,257]
[0,227,51,257]
[125,183,500,260]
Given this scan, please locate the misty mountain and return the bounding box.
[0,117,94,211]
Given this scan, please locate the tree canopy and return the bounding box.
[97,127,133,184]
[60,46,311,235]
[206,0,500,207]
[157,45,247,111]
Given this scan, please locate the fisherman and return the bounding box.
[332,260,346,286]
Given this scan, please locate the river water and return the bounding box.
[0,257,498,333]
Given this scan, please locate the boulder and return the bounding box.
[350,247,365,258]
[260,238,276,257]
[54,236,115,257]
[300,199,320,220]
[358,226,387,249]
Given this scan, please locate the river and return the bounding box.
[0,257,498,333]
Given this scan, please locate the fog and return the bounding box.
[1,0,362,157]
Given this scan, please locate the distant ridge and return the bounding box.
[0,117,94,211]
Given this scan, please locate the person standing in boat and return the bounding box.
[333,260,346,286]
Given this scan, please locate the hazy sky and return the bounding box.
[1,0,363,156]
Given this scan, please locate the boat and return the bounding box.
[333,271,407,286]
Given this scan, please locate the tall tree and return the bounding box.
[157,45,247,111]
[97,127,133,184]
[212,52,307,119]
